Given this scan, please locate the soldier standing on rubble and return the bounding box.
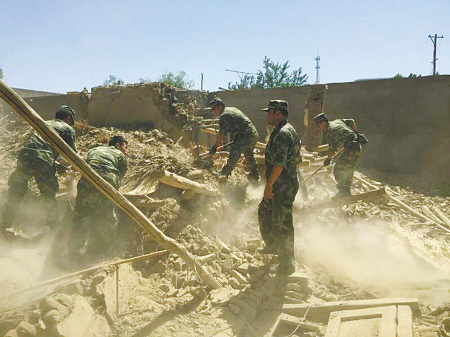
[208,97,260,182]
[258,100,301,275]
[1,106,77,235]
[67,135,128,267]
[314,113,367,198]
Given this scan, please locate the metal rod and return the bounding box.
[8,250,169,296]
[116,265,120,317]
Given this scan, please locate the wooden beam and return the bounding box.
[0,80,221,290]
[397,305,413,337]
[282,298,420,322]
[421,205,445,226]
[431,206,450,229]
[158,170,220,197]
[306,188,387,211]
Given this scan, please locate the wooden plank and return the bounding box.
[0,80,221,290]
[306,188,387,211]
[339,307,383,321]
[397,305,413,337]
[379,305,397,337]
[324,311,342,337]
[283,298,420,322]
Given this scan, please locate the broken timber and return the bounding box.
[157,170,220,197]
[0,80,221,289]
[306,188,387,211]
[282,298,420,323]
[353,172,450,234]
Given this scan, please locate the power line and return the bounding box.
[428,34,444,75]
[225,69,257,81]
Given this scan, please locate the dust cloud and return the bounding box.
[294,213,450,304]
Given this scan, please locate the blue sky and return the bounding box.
[1,0,448,93]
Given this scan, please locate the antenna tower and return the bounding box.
[315,52,321,84]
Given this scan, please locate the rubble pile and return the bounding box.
[1,117,450,336]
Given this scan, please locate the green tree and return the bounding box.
[103,75,124,86]
[394,73,418,79]
[141,70,193,89]
[228,57,308,90]
[0,67,3,80]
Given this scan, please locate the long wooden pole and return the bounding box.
[0,80,221,289]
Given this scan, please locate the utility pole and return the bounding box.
[428,34,444,75]
[315,52,321,84]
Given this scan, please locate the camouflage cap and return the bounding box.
[56,105,75,118]
[262,100,289,113]
[313,113,329,124]
[208,97,224,108]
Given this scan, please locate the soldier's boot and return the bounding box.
[332,186,351,199]
[248,171,260,185]
[278,256,295,275]
[258,244,278,255]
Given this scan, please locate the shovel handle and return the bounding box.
[300,148,344,185]
[199,141,234,158]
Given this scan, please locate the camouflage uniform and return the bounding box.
[258,119,301,271]
[2,119,77,229]
[69,145,127,265]
[218,107,259,180]
[326,119,361,194]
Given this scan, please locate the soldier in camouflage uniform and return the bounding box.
[209,97,259,182]
[258,100,301,275]
[314,113,365,197]
[1,106,77,233]
[68,135,128,267]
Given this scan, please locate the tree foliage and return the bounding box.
[0,67,3,80]
[394,73,418,79]
[103,75,124,86]
[140,70,194,89]
[228,57,308,90]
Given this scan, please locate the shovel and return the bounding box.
[198,141,235,159]
[193,141,235,168]
[300,148,344,185]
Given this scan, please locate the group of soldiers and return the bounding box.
[207,97,366,275]
[0,98,365,276]
[0,106,128,268]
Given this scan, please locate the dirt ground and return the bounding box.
[1,111,450,337]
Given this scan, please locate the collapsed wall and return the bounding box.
[5,75,450,192]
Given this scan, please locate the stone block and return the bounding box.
[16,321,36,337]
[4,330,18,337]
[39,297,70,317]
